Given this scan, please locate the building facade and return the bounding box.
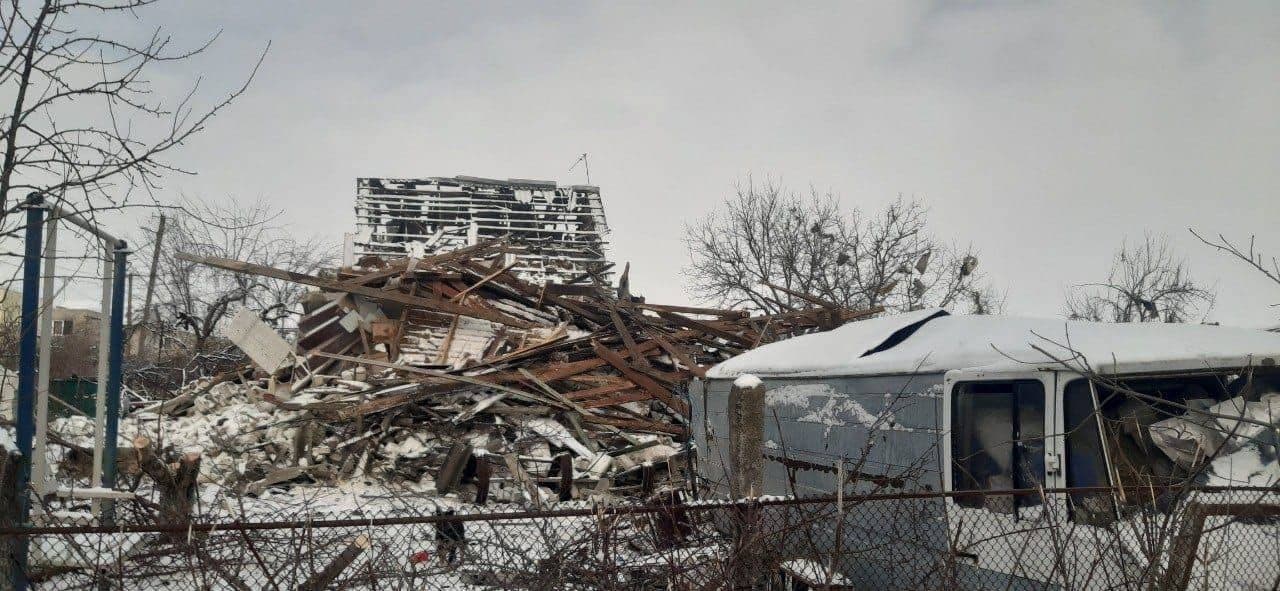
[353,176,612,284]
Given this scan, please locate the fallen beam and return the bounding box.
[176,252,537,329]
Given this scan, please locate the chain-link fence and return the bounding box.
[3,486,1278,590]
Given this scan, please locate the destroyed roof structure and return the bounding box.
[168,240,879,502]
[354,176,612,285]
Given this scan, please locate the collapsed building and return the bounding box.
[351,176,612,285]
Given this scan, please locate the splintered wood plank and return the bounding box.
[580,414,689,438]
[338,238,510,289]
[535,339,664,382]
[565,380,635,401]
[645,330,707,378]
[313,352,554,416]
[451,259,519,303]
[654,310,755,348]
[176,252,537,329]
[591,341,689,416]
[436,442,472,494]
[607,303,650,369]
[634,302,748,319]
[458,260,609,325]
[462,327,573,371]
[578,390,651,409]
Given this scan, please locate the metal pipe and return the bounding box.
[99,242,128,524]
[14,192,46,591]
[43,202,120,247]
[91,245,113,518]
[31,218,57,495]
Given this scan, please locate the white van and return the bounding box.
[692,309,1280,590]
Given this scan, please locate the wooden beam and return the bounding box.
[655,311,755,348]
[591,341,688,416]
[338,238,509,289]
[556,454,574,501]
[565,380,635,401]
[578,390,651,409]
[297,534,371,591]
[458,260,609,326]
[580,414,689,438]
[534,339,663,382]
[645,330,707,378]
[607,303,650,369]
[635,302,748,319]
[451,259,519,302]
[313,352,558,416]
[177,252,536,328]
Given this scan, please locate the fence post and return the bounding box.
[728,375,765,499]
[30,218,57,496]
[91,244,112,504]
[100,241,128,524]
[13,192,46,591]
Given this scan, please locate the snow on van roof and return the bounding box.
[706,309,1280,379]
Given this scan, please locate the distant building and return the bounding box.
[0,288,21,325]
[353,176,612,284]
[47,307,102,380]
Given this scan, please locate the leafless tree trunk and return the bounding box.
[683,176,998,317]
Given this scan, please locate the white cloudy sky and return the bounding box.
[61,1,1280,327]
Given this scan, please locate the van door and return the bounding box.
[942,369,1065,587]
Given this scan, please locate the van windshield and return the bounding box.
[1063,369,1280,523]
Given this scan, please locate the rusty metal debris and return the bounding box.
[169,239,879,503]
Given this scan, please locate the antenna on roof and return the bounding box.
[569,153,590,185]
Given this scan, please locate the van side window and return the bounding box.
[951,380,1045,514]
[1063,379,1116,524]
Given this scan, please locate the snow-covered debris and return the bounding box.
[1149,391,1280,487]
[0,425,16,454]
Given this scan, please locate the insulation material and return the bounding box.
[1149,392,1280,486]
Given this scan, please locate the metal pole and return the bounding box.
[99,242,128,524]
[91,245,113,517]
[14,192,46,591]
[31,218,57,495]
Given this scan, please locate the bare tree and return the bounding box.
[0,0,265,229]
[140,198,335,353]
[1065,234,1215,323]
[683,177,996,315]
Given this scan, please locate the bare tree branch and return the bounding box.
[682,176,999,318]
[1065,233,1214,323]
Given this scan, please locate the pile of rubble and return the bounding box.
[134,240,879,504]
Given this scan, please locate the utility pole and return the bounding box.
[132,214,166,356]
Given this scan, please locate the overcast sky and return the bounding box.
[70,1,1280,327]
